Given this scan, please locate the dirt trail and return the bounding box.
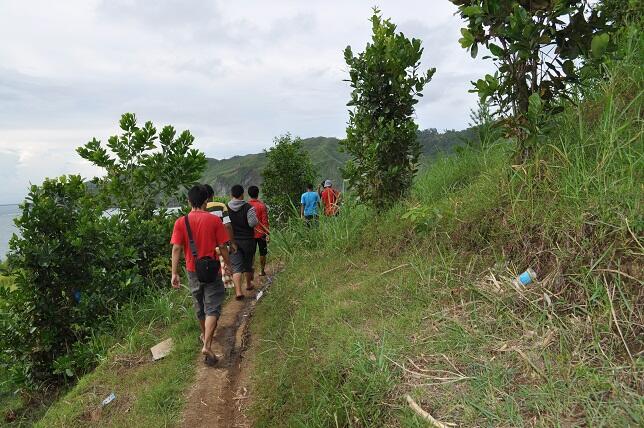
[180,275,271,428]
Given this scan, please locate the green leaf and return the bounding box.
[591,33,609,58]
[562,60,575,76]
[470,43,479,58]
[459,28,474,48]
[488,43,504,57]
[528,92,542,120]
[462,5,483,17]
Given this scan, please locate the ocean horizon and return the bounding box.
[0,204,20,260]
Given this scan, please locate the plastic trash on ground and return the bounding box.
[513,268,537,289]
[101,392,116,407]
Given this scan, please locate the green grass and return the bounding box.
[247,34,643,427]
[1,287,201,427]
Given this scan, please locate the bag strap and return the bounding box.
[184,215,199,258]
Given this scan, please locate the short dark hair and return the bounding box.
[248,185,259,199]
[231,184,244,198]
[203,184,215,200]
[188,184,208,208]
[306,183,313,190]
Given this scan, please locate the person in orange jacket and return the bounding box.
[247,185,270,276]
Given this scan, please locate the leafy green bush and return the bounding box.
[0,176,136,386]
[262,133,317,222]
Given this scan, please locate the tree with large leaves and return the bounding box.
[262,134,317,223]
[343,9,435,209]
[77,112,206,213]
[451,0,616,150]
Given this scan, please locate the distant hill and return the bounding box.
[201,128,477,195]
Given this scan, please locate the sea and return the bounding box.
[0,205,183,261]
[0,205,20,261]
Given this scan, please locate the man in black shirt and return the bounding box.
[227,184,259,299]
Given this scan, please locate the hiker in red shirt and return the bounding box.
[247,185,270,277]
[320,179,341,216]
[170,185,231,366]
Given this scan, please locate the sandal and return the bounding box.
[235,295,244,301]
[203,353,218,367]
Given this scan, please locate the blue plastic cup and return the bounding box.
[517,268,537,286]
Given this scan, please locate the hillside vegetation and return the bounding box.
[247,38,642,426]
[201,130,474,195]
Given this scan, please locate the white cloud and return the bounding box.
[0,0,494,204]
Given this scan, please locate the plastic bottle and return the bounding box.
[513,268,537,289]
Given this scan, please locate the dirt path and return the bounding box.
[180,275,271,428]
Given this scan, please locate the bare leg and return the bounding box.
[201,315,218,361]
[232,273,243,298]
[245,272,254,290]
[199,318,206,343]
[260,255,267,275]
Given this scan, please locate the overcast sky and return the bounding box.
[0,0,493,204]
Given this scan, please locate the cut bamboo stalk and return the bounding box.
[405,395,455,428]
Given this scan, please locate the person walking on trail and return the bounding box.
[170,185,231,366]
[301,183,321,224]
[320,179,341,216]
[247,185,270,277]
[204,184,236,289]
[204,184,236,249]
[227,184,259,300]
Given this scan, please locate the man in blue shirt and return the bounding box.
[300,183,320,224]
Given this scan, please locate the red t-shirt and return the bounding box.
[321,188,340,216]
[170,210,230,272]
[248,199,269,239]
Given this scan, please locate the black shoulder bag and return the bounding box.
[184,215,220,283]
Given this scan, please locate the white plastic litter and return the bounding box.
[256,290,264,301]
[101,392,116,407]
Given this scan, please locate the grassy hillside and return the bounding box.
[247,39,642,426]
[24,290,198,427]
[201,130,474,196]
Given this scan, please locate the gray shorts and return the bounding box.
[188,271,225,320]
[230,239,256,274]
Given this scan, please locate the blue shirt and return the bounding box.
[301,191,320,216]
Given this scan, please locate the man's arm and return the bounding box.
[218,245,231,268]
[171,244,183,288]
[224,223,235,239]
[218,245,233,276]
[220,206,237,252]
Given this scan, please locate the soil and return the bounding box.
[180,275,271,428]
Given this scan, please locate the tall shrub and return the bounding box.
[342,9,435,209]
[262,134,316,222]
[77,113,207,281]
[0,114,207,387]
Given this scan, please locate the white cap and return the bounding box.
[324,179,332,187]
